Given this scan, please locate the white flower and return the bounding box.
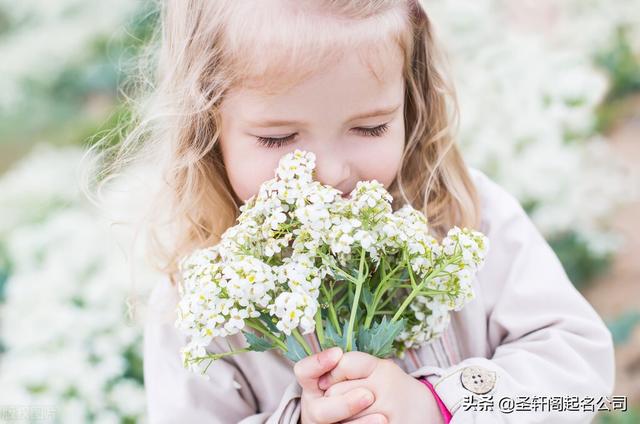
[441,227,489,271]
[268,291,318,335]
[275,150,316,182]
[0,147,151,423]
[175,148,489,366]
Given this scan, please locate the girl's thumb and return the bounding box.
[293,347,343,395]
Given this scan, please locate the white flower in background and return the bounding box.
[0,145,83,236]
[424,0,635,258]
[0,145,157,423]
[1,0,638,418]
[0,0,137,109]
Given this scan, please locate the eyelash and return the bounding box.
[255,123,390,149]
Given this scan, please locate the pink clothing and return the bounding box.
[419,376,453,423]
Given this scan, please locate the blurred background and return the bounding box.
[0,0,638,422]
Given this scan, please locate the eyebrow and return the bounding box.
[246,104,401,128]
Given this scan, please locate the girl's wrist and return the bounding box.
[417,376,452,424]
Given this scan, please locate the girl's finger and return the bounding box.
[317,351,378,390]
[293,347,343,397]
[340,413,388,424]
[324,379,366,398]
[308,387,375,423]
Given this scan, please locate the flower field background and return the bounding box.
[0,0,638,422]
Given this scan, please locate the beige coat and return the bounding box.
[143,168,615,423]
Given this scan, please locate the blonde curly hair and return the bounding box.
[83,0,480,285]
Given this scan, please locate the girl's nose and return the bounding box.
[312,151,352,194]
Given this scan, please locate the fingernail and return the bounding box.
[318,375,328,390]
[324,347,342,363]
[359,390,374,407]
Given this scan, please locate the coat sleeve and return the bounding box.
[143,279,302,424]
[410,170,615,423]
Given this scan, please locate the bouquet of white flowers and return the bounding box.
[175,150,488,374]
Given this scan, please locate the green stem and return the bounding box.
[396,285,451,293]
[377,295,395,310]
[334,288,349,308]
[419,289,453,295]
[345,249,366,351]
[292,328,313,355]
[374,285,451,315]
[318,251,359,284]
[404,249,417,289]
[191,347,252,364]
[365,261,404,328]
[405,250,419,290]
[189,347,253,374]
[391,258,457,322]
[321,284,341,336]
[314,309,325,349]
[245,320,287,351]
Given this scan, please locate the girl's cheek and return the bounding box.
[361,143,402,186]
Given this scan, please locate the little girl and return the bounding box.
[126,0,615,423]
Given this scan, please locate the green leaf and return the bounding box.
[356,306,366,323]
[361,285,373,311]
[606,310,640,345]
[398,268,409,282]
[324,321,357,351]
[357,317,405,358]
[259,312,281,335]
[284,334,308,362]
[548,231,612,289]
[243,331,274,352]
[323,321,341,348]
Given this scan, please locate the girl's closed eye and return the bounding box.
[255,123,390,149]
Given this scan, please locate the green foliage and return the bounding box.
[595,96,636,134]
[595,25,640,132]
[122,345,144,384]
[284,334,308,362]
[259,312,282,335]
[0,0,160,150]
[596,26,640,102]
[324,321,357,352]
[548,231,612,290]
[356,317,405,358]
[361,285,374,312]
[606,310,640,345]
[243,331,274,352]
[521,199,539,215]
[0,241,11,303]
[595,406,640,424]
[0,8,11,36]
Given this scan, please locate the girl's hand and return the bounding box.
[319,351,444,424]
[294,347,388,424]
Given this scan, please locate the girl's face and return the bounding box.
[218,47,405,203]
